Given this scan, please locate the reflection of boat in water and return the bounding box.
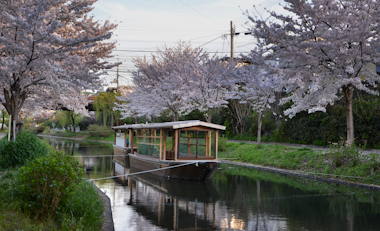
[129,166,219,203]
[112,121,225,181]
[124,165,220,230]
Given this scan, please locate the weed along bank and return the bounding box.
[112,120,225,180]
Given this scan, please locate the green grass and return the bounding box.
[42,129,116,142]
[86,132,115,142]
[218,142,380,185]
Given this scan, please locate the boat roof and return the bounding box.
[112,120,225,131]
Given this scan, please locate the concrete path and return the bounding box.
[0,132,6,140]
[227,140,380,155]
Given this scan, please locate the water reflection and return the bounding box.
[41,137,380,231]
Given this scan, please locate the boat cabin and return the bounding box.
[112,120,225,161]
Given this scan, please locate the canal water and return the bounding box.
[42,137,380,231]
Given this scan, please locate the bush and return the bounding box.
[17,151,85,219]
[42,126,51,134]
[218,136,228,152]
[0,131,52,169]
[87,124,113,137]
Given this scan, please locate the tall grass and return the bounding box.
[59,181,104,231]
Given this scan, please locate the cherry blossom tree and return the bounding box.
[229,50,282,146]
[131,42,207,121]
[189,55,232,122]
[249,0,380,146]
[0,0,117,139]
[116,89,161,124]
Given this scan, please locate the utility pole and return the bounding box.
[116,63,119,92]
[230,21,234,61]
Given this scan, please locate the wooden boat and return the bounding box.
[112,120,225,181]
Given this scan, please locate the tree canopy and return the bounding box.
[0,0,118,138]
[250,0,380,145]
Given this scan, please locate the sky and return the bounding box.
[90,0,285,87]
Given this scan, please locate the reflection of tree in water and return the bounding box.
[213,166,380,231]
[42,137,113,178]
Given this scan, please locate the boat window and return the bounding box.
[178,130,216,159]
[136,129,162,158]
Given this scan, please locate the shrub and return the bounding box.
[87,124,113,137]
[218,136,228,152]
[17,151,85,219]
[312,139,326,146]
[42,126,51,134]
[0,131,52,169]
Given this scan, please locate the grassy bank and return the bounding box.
[0,132,104,230]
[218,139,380,185]
[40,129,115,142]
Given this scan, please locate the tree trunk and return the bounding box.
[111,112,114,127]
[103,110,107,127]
[343,85,354,146]
[173,111,179,122]
[204,108,212,123]
[257,112,262,146]
[1,110,4,130]
[2,80,28,140]
[70,113,75,132]
[114,111,119,126]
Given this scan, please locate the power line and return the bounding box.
[198,35,223,47]
[177,0,222,27]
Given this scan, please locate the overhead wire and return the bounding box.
[176,0,223,28]
[198,35,223,47]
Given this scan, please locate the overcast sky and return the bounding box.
[90,0,284,87]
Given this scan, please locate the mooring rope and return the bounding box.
[89,162,198,182]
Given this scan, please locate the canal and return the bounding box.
[42,137,380,231]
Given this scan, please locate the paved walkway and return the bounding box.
[0,132,6,140]
[228,140,380,155]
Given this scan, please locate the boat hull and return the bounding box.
[113,145,137,167]
[129,154,219,181]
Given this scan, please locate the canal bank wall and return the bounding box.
[221,160,380,191]
[93,183,114,231]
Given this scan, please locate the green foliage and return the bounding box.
[312,139,326,146]
[87,124,113,137]
[0,131,52,169]
[59,181,103,231]
[327,143,362,168]
[78,116,94,130]
[94,92,120,126]
[218,136,228,152]
[0,169,103,231]
[56,111,82,128]
[353,96,380,148]
[218,141,380,185]
[230,134,257,141]
[17,151,85,219]
[43,126,51,134]
[0,207,59,231]
[223,120,232,138]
